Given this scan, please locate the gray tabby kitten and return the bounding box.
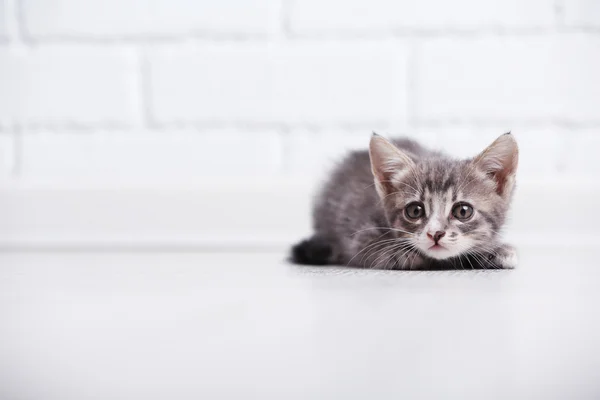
[291,133,519,270]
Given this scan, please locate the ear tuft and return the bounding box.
[474,133,519,198]
[369,135,415,199]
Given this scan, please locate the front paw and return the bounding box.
[488,244,518,269]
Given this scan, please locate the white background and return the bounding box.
[0,0,599,246]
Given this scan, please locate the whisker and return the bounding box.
[399,244,419,270]
[378,241,416,270]
[370,242,411,269]
[460,256,467,270]
[348,237,402,266]
[383,179,420,196]
[464,254,475,270]
[377,190,419,207]
[350,227,415,236]
[354,237,413,266]
[362,241,401,267]
[408,247,420,270]
[465,250,482,268]
[469,249,497,269]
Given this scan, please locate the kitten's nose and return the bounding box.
[427,230,446,243]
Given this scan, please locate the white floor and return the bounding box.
[0,247,599,400]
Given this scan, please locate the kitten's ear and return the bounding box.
[369,134,415,199]
[474,133,519,198]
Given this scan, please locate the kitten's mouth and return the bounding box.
[428,244,447,251]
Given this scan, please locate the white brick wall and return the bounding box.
[149,42,407,125]
[0,0,7,39]
[1,0,599,185]
[415,35,600,124]
[21,0,276,38]
[563,129,600,177]
[0,47,137,128]
[564,0,600,28]
[290,0,555,34]
[19,129,282,183]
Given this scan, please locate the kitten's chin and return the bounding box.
[422,245,457,260]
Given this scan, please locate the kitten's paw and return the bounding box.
[489,244,518,269]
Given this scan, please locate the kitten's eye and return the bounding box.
[452,203,474,220]
[405,202,425,220]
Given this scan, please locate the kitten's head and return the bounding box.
[369,133,518,260]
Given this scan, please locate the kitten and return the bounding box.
[291,133,519,270]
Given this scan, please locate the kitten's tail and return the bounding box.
[290,235,335,265]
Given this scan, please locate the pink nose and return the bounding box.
[427,231,446,243]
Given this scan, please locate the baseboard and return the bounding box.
[0,179,597,251]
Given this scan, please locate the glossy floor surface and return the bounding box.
[1,247,599,400]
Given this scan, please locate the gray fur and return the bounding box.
[291,133,519,270]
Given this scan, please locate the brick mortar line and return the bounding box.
[19,33,271,46]
[7,0,25,43]
[1,121,600,134]
[412,120,600,128]
[0,123,133,133]
[6,27,600,47]
[284,27,600,39]
[137,48,155,129]
[554,0,566,28]
[279,0,293,40]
